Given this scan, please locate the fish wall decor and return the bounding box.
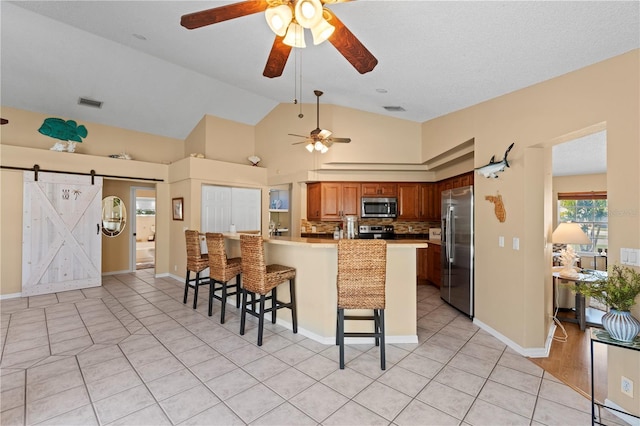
[485,193,506,222]
[475,143,515,178]
[38,118,88,142]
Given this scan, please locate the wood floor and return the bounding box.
[530,321,608,403]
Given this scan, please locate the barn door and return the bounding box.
[22,171,103,296]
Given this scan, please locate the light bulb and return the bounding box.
[311,18,335,45]
[314,141,324,151]
[320,144,329,154]
[305,143,314,152]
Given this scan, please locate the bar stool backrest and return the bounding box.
[185,230,207,271]
[205,232,234,281]
[337,239,387,310]
[240,234,268,294]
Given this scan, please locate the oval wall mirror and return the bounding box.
[102,196,127,237]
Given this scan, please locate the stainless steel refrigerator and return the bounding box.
[441,186,474,318]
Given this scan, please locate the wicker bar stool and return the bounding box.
[183,230,210,309]
[239,234,297,346]
[336,239,387,370]
[205,232,242,324]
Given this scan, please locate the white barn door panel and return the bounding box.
[22,172,103,296]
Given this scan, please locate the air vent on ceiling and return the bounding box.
[78,97,103,109]
[383,106,406,112]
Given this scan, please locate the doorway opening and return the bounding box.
[132,187,156,270]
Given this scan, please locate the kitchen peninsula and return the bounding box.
[223,234,428,344]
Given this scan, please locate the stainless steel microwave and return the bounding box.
[361,197,397,218]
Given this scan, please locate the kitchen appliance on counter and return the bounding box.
[441,186,474,318]
[429,227,441,240]
[343,216,359,239]
[361,197,397,218]
[359,224,395,239]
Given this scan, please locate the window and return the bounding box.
[557,192,607,253]
[136,197,156,216]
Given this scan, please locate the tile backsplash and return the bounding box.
[301,219,439,235]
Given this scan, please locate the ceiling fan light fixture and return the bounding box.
[320,144,329,154]
[318,129,332,139]
[314,141,325,151]
[265,4,293,37]
[305,142,314,152]
[295,0,323,28]
[283,22,306,48]
[311,17,335,45]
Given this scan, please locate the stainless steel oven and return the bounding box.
[361,197,397,218]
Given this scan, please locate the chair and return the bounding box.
[239,234,297,346]
[336,239,387,370]
[205,233,242,323]
[183,230,210,309]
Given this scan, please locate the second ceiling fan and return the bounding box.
[291,90,351,153]
[180,0,378,78]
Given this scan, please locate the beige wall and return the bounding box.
[186,115,256,165]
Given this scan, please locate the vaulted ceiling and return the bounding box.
[1,1,638,176]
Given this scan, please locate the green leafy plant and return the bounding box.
[575,265,640,311]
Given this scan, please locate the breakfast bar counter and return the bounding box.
[223,234,428,344]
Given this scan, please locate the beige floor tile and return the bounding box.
[428,332,468,352]
[28,294,59,308]
[48,326,89,344]
[243,354,290,382]
[262,367,316,400]
[50,335,93,355]
[293,353,339,380]
[416,380,474,420]
[162,334,205,354]
[464,399,530,426]
[26,356,77,384]
[353,381,412,421]
[1,386,25,412]
[477,380,537,418]
[173,344,220,367]
[179,402,246,426]
[448,352,497,378]
[412,341,456,364]
[93,384,155,424]
[81,357,132,383]
[289,382,349,422]
[107,404,172,426]
[76,344,122,367]
[208,334,251,355]
[321,368,373,399]
[124,344,172,368]
[396,352,444,379]
[225,342,268,366]
[394,399,461,426]
[1,405,24,426]
[433,365,486,397]
[134,354,183,382]
[27,369,84,403]
[344,353,387,379]
[459,341,504,363]
[26,385,90,425]
[488,365,542,395]
[118,334,162,355]
[86,369,143,402]
[0,370,25,392]
[225,383,285,424]
[537,378,592,413]
[205,368,259,401]
[147,368,201,401]
[36,404,98,426]
[159,383,220,424]
[90,326,130,344]
[497,351,544,377]
[190,355,238,382]
[322,401,389,426]
[272,343,316,366]
[55,290,86,303]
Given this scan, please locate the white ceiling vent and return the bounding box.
[383,106,406,112]
[78,97,103,109]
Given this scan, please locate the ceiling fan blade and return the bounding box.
[329,137,351,143]
[181,0,270,30]
[288,133,309,138]
[292,140,312,145]
[0,118,8,125]
[325,11,378,74]
[263,36,293,78]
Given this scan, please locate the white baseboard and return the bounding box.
[102,270,130,276]
[473,318,554,358]
[603,399,640,426]
[0,292,22,300]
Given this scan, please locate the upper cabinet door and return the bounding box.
[361,183,397,197]
[397,183,420,220]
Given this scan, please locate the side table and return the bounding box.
[590,329,640,425]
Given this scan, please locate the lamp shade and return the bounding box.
[305,142,314,152]
[552,222,591,244]
[283,22,306,48]
[294,0,323,28]
[265,5,293,37]
[311,17,335,45]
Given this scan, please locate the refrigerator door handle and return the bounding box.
[446,205,454,264]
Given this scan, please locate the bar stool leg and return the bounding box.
[235,274,241,308]
[208,283,214,317]
[192,272,200,309]
[290,278,298,333]
[379,309,386,370]
[271,287,277,324]
[240,289,248,336]
[338,308,345,369]
[258,295,266,346]
[220,280,227,324]
[183,270,190,304]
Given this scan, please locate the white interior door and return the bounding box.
[22,171,103,296]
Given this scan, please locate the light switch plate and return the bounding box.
[513,237,519,250]
[499,236,504,247]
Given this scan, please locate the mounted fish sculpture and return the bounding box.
[38,118,88,142]
[475,143,515,178]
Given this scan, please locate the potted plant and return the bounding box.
[575,264,640,342]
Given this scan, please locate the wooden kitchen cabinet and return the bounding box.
[419,183,440,221]
[306,182,360,221]
[397,183,420,220]
[426,244,442,288]
[417,248,429,282]
[361,182,397,197]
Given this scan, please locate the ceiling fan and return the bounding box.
[291,90,351,153]
[180,0,378,78]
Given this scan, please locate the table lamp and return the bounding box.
[552,222,591,278]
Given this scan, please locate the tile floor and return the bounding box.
[0,270,630,425]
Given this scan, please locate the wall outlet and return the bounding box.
[174,265,177,272]
[621,376,634,397]
[498,236,504,247]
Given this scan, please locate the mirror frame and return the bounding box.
[102,195,127,237]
